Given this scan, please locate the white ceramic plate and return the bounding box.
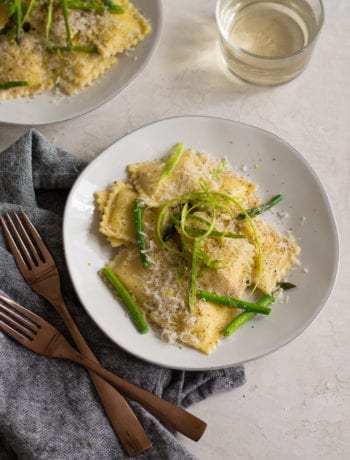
[63,116,339,370]
[0,0,162,125]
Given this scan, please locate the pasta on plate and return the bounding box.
[96,145,300,354]
[0,0,150,99]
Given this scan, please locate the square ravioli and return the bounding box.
[97,145,301,354]
[128,148,258,207]
[0,0,150,98]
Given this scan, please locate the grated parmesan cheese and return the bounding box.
[0,0,151,100]
[97,147,301,354]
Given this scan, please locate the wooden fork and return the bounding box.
[0,210,207,442]
[0,210,151,456]
[0,294,207,441]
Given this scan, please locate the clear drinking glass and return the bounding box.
[216,0,324,85]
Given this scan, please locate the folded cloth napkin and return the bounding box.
[0,130,245,460]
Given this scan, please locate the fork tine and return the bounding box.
[0,306,37,338]
[0,296,40,333]
[0,295,44,325]
[19,209,54,264]
[0,317,32,346]
[13,211,43,264]
[0,214,34,272]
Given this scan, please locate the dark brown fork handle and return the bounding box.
[84,359,207,442]
[53,299,152,456]
[0,212,152,454]
[51,319,207,442]
[0,293,206,442]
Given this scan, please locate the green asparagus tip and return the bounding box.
[237,194,283,219]
[101,0,125,14]
[276,281,296,291]
[108,3,124,13]
[158,142,185,185]
[102,267,149,334]
[0,81,29,89]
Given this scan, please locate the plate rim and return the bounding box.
[63,115,340,370]
[0,0,163,126]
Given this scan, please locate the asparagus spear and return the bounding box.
[102,267,148,334]
[277,281,296,290]
[223,311,256,336]
[134,199,150,269]
[237,194,283,219]
[21,0,35,25]
[61,0,72,46]
[67,1,105,13]
[223,294,275,336]
[45,0,54,49]
[158,142,185,186]
[67,0,123,13]
[197,290,273,315]
[0,81,29,89]
[223,282,296,336]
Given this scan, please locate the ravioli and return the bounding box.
[90,0,151,57]
[0,36,55,99]
[128,149,258,207]
[0,0,150,99]
[97,181,159,247]
[57,51,117,95]
[239,217,300,293]
[197,237,256,299]
[97,146,300,354]
[98,181,137,246]
[107,243,240,354]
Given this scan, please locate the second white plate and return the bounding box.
[63,116,339,370]
[0,0,162,125]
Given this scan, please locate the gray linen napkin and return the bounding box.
[0,129,245,460]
